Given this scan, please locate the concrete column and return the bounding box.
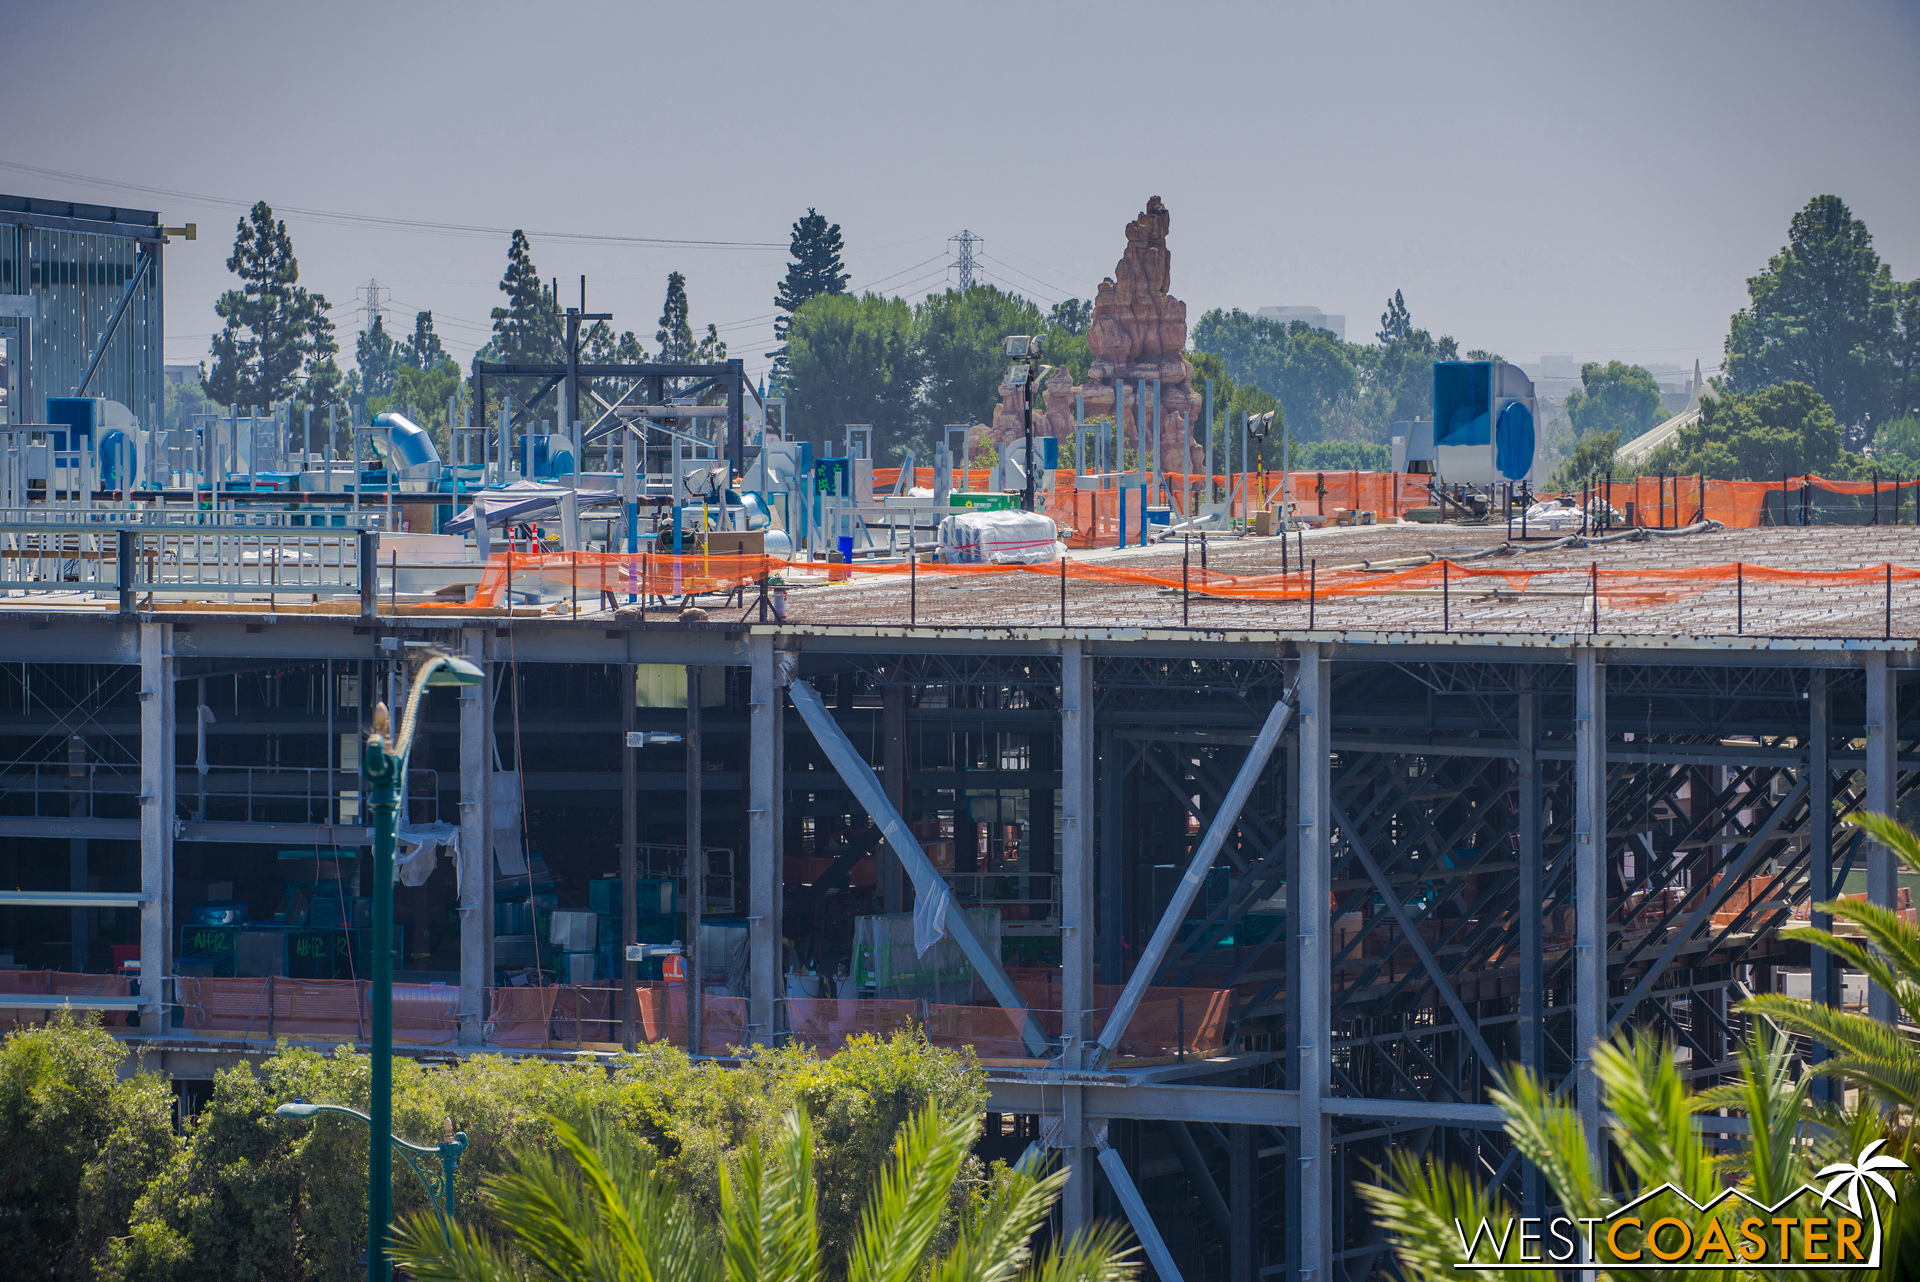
[1573,648,1607,1150]
[748,637,786,1043]
[138,621,174,1034]
[1516,686,1545,1219]
[880,682,907,915]
[1060,640,1098,1236]
[1808,672,1834,1098]
[457,627,490,1044]
[1865,652,1897,1026]
[1294,643,1331,1281]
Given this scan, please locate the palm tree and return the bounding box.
[389,1103,1136,1282]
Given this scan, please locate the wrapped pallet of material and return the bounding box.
[936,509,1063,564]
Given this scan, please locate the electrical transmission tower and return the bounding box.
[359,278,389,331]
[949,230,979,290]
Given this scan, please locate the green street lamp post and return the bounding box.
[360,650,483,1279]
[274,1101,469,1231]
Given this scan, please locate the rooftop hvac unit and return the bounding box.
[1431,361,1536,486]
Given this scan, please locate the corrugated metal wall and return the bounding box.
[0,216,164,427]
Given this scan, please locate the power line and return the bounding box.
[0,159,787,249]
[978,253,1082,301]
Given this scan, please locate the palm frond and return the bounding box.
[1020,1218,1139,1282]
[1738,994,1920,1112]
[1591,1033,1720,1201]
[1694,1025,1811,1205]
[846,1105,981,1282]
[930,1155,1069,1282]
[388,1214,539,1282]
[1354,1150,1530,1282]
[1489,1062,1603,1220]
[1845,812,1920,878]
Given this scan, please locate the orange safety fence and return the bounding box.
[783,996,918,1054]
[436,545,1920,617]
[0,970,136,1030]
[1553,474,1920,530]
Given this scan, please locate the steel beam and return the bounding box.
[1573,648,1606,1151]
[787,679,1049,1056]
[1866,652,1898,1025]
[748,637,785,1043]
[458,628,489,1045]
[1098,1141,1186,1282]
[1516,685,1545,1219]
[139,621,174,1034]
[1093,694,1294,1063]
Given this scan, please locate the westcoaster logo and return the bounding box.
[1453,1139,1907,1271]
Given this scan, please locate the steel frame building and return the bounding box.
[0,594,1906,1282]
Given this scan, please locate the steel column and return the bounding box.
[1808,671,1833,1095]
[138,621,174,1035]
[457,629,490,1044]
[880,681,907,914]
[1865,652,1898,1025]
[1060,640,1098,1235]
[1099,727,1125,982]
[1573,648,1607,1151]
[1294,644,1331,1282]
[1516,686,1544,1218]
[748,637,785,1043]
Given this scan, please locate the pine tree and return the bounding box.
[203,201,336,408]
[769,209,849,385]
[488,230,560,364]
[1376,290,1411,344]
[356,313,402,400]
[656,272,695,363]
[402,311,447,370]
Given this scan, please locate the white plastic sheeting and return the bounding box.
[937,509,1062,564]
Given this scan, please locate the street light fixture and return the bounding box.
[361,649,483,1280]
[1002,335,1050,513]
[274,1101,468,1234]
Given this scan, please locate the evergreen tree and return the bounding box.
[203,201,336,409]
[488,230,560,364]
[355,313,402,400]
[1725,194,1899,436]
[769,209,849,385]
[1376,289,1411,344]
[402,311,447,370]
[656,272,695,363]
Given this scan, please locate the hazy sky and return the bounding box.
[4,0,1916,388]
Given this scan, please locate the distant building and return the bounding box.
[164,363,200,385]
[1255,306,1345,341]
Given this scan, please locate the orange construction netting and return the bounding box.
[1558,474,1920,529]
[437,546,1920,616]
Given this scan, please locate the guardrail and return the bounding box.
[0,507,384,530]
[0,758,438,827]
[0,523,379,614]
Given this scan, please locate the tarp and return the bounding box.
[937,510,1060,564]
[444,481,621,533]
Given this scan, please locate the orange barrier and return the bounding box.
[1558,474,1920,530]
[0,970,136,1030]
[783,996,917,1054]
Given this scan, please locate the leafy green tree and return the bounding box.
[1048,298,1092,336]
[1725,194,1900,437]
[1290,440,1390,471]
[786,293,923,451]
[771,210,850,386]
[658,272,696,363]
[355,313,403,401]
[402,311,448,370]
[1192,310,1360,442]
[204,201,337,410]
[1892,280,1920,423]
[1352,293,1459,435]
[391,1103,1135,1282]
[1643,380,1858,480]
[1874,414,1920,471]
[0,1013,178,1282]
[1545,428,1621,492]
[1564,361,1666,441]
[918,286,1048,433]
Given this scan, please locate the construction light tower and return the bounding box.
[950,230,979,290]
